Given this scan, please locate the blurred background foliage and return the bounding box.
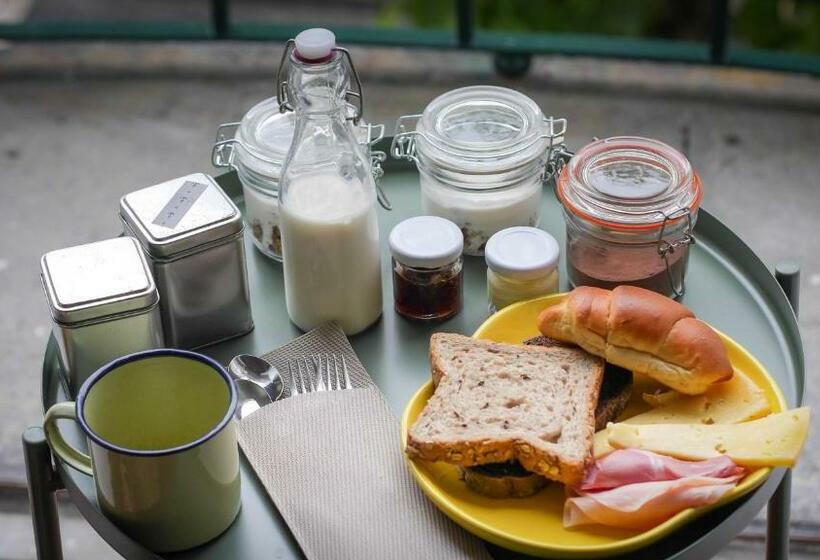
[379,0,820,54]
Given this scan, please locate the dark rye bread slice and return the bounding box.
[524,336,634,430]
[406,333,605,486]
[460,462,548,498]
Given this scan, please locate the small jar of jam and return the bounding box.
[556,136,701,298]
[485,227,560,313]
[389,216,464,321]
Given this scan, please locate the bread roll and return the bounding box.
[537,286,732,395]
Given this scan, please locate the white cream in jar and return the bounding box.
[420,172,541,255]
[392,86,566,255]
[485,226,560,312]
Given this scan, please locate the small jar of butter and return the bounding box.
[485,226,560,313]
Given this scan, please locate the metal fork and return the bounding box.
[315,354,353,391]
[287,357,322,395]
[287,354,352,395]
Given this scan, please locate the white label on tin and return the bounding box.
[152,181,208,229]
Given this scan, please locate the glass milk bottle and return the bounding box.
[277,28,383,335]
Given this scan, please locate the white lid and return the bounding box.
[389,216,463,269]
[294,28,336,61]
[41,237,158,324]
[485,227,560,280]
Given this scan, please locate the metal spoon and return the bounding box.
[234,378,272,420]
[228,354,285,421]
[228,354,285,400]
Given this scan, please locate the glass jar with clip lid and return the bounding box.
[556,136,701,298]
[391,86,570,256]
[211,99,388,262]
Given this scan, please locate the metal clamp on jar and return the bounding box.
[391,85,568,256]
[556,136,701,298]
[212,101,389,261]
[120,173,254,349]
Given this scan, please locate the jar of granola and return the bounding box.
[212,97,383,261]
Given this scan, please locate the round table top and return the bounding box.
[42,154,804,560]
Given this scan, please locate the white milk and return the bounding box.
[280,173,382,334]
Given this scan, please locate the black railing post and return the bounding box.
[23,427,64,560]
[767,261,800,560]
[212,0,229,39]
[710,0,730,64]
[456,0,473,48]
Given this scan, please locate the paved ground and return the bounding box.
[0,43,818,558]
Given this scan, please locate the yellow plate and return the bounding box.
[400,293,788,558]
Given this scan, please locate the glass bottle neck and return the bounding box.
[287,52,349,117]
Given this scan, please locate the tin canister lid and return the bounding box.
[120,173,242,259]
[41,236,159,325]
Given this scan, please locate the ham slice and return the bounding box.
[580,449,744,491]
[564,475,742,530]
[565,449,745,530]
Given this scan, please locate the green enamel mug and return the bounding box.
[43,349,241,552]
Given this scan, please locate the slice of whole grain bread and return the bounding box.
[523,336,633,430]
[406,333,604,486]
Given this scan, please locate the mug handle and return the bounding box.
[43,402,93,476]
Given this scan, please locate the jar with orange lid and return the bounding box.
[555,136,701,298]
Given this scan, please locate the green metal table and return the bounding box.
[24,153,804,559]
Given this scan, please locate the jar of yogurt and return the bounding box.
[391,86,568,255]
[212,98,383,261]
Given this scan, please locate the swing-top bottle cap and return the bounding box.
[294,28,336,62]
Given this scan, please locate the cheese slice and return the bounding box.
[606,407,810,468]
[594,370,770,457]
[638,370,770,423]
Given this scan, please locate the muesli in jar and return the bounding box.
[212,98,385,261]
[391,86,568,256]
[556,136,701,298]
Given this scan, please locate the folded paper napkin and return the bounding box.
[237,323,492,560]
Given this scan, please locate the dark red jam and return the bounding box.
[392,258,463,321]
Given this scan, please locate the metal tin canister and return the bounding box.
[40,236,165,395]
[119,172,254,349]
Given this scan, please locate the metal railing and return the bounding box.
[0,0,818,77]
